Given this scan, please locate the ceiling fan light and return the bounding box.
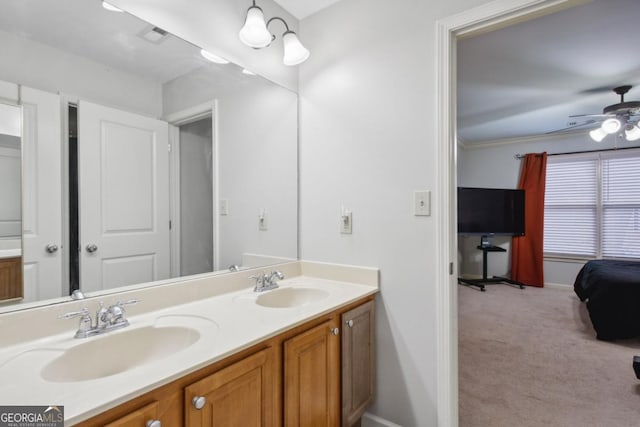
[239,6,272,48]
[601,118,622,134]
[625,124,640,141]
[589,127,607,142]
[282,31,310,66]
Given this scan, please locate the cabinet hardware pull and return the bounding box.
[331,327,340,336]
[146,421,161,427]
[192,396,206,410]
[346,319,354,328]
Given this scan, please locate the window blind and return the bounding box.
[544,159,597,257]
[544,150,640,260]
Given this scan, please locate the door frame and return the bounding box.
[434,0,588,425]
[165,100,219,276]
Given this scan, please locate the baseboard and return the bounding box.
[544,282,572,289]
[362,412,403,427]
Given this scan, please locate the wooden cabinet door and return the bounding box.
[0,257,22,301]
[185,348,275,427]
[341,300,375,427]
[104,401,160,427]
[284,319,340,427]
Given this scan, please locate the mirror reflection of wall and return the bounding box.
[0,103,22,301]
[0,0,298,311]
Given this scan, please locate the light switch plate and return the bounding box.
[340,211,352,234]
[220,199,228,216]
[259,210,268,230]
[414,190,431,216]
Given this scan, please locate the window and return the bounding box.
[544,149,640,259]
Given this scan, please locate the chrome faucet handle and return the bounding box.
[106,299,139,325]
[249,273,267,291]
[59,307,93,337]
[268,271,284,283]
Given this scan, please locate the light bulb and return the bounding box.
[282,31,310,66]
[239,6,272,48]
[589,127,607,142]
[102,1,123,12]
[625,124,640,141]
[601,118,621,134]
[200,49,229,64]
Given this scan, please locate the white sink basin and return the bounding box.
[41,325,200,382]
[255,287,330,308]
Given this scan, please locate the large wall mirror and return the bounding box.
[0,0,298,312]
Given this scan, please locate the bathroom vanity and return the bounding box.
[0,261,377,426]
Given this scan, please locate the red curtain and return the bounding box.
[511,152,547,287]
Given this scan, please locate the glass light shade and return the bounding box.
[200,49,229,64]
[102,2,123,12]
[625,124,640,141]
[589,127,607,142]
[601,118,621,134]
[239,6,272,48]
[282,31,310,66]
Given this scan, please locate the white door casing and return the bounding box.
[78,100,170,292]
[21,86,63,302]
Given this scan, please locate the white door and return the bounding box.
[78,100,170,292]
[21,86,63,301]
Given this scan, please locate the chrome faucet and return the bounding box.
[59,300,139,338]
[249,271,284,292]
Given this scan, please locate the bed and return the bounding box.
[574,259,640,341]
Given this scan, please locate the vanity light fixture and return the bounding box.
[102,1,123,12]
[239,0,310,66]
[200,49,229,64]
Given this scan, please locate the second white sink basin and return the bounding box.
[41,325,200,382]
[255,287,330,308]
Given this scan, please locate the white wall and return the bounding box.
[457,132,640,286]
[110,0,300,92]
[298,0,490,425]
[0,30,162,118]
[0,138,21,238]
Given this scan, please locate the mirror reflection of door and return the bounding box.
[77,100,171,293]
[0,103,22,301]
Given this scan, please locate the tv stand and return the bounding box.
[458,241,526,292]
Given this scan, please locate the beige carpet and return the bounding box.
[458,283,640,427]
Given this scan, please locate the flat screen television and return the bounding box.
[457,187,525,236]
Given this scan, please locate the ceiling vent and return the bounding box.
[138,25,169,44]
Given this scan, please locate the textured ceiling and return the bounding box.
[457,0,640,144]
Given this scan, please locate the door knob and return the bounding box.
[86,244,98,253]
[45,244,59,253]
[146,421,161,427]
[192,396,206,410]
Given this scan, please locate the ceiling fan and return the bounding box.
[560,85,640,142]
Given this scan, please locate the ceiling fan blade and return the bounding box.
[546,119,598,134]
[568,113,610,119]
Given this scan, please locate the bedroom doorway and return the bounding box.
[435,1,590,425]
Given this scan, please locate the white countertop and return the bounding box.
[0,261,378,425]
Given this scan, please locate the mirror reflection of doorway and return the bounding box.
[178,117,214,276]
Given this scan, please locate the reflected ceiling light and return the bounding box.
[200,49,229,64]
[242,68,256,76]
[102,1,123,12]
[239,1,310,66]
[625,124,640,141]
